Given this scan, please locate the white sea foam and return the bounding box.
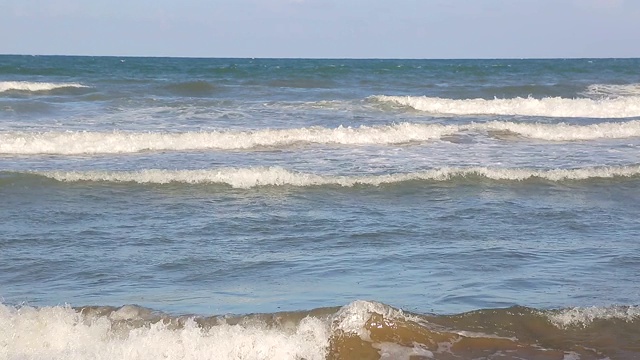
[0,81,88,93]
[0,300,412,360]
[1,302,634,359]
[478,120,640,141]
[0,124,455,154]
[2,120,639,155]
[546,306,640,328]
[372,95,640,118]
[37,165,640,188]
[0,303,330,360]
[332,300,409,340]
[374,342,435,359]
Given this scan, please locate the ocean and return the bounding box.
[1,55,639,359]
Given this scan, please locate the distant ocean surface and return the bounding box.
[1,56,640,359]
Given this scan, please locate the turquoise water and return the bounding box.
[1,56,640,359]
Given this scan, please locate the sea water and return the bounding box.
[1,56,639,359]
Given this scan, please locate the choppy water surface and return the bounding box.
[1,56,640,359]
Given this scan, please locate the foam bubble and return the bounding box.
[36,165,640,188]
[0,303,330,360]
[0,81,88,93]
[332,300,409,340]
[372,95,640,118]
[2,120,639,155]
[546,306,640,328]
[479,120,640,141]
[41,167,326,188]
[0,124,455,154]
[562,351,582,360]
[374,342,434,359]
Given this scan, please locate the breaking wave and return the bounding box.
[29,165,640,188]
[0,81,88,93]
[0,124,454,154]
[547,305,640,328]
[372,95,640,118]
[479,119,640,140]
[2,120,639,154]
[2,300,638,360]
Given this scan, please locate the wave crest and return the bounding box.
[2,301,637,360]
[0,303,330,360]
[2,120,639,155]
[34,165,640,188]
[0,81,88,93]
[479,120,640,140]
[0,124,456,155]
[372,95,640,118]
[546,305,640,328]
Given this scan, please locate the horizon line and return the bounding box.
[1,53,639,61]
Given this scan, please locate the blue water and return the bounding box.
[1,56,640,319]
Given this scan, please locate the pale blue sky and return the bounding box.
[1,0,638,58]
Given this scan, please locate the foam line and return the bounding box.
[36,165,640,188]
[545,305,640,328]
[477,120,640,140]
[0,81,88,92]
[2,301,637,359]
[373,95,640,118]
[0,303,330,360]
[2,120,640,154]
[0,124,456,155]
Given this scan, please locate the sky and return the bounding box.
[1,0,639,58]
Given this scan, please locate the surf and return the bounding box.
[2,120,640,155]
[2,300,638,360]
[0,81,88,93]
[372,95,640,118]
[21,165,640,188]
[0,124,456,155]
